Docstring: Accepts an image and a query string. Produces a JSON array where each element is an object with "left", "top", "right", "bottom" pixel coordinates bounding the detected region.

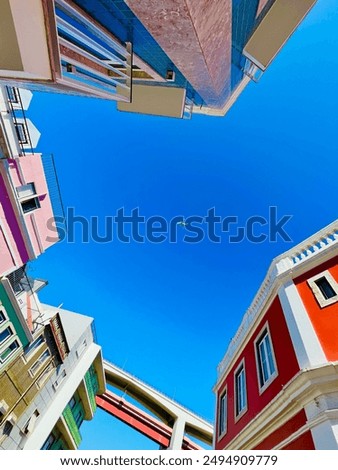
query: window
[
  {"left": 308, "top": 270, "right": 338, "bottom": 308},
  {"left": 36, "top": 363, "right": 53, "bottom": 388},
  {"left": 41, "top": 433, "right": 56, "bottom": 450},
  {"left": 74, "top": 408, "right": 84, "bottom": 428},
  {"left": 76, "top": 339, "right": 87, "bottom": 358},
  {"left": 15, "top": 123, "right": 28, "bottom": 144},
  {"left": 0, "top": 310, "right": 6, "bottom": 325},
  {"left": 30, "top": 349, "right": 51, "bottom": 376},
  {"left": 7, "top": 86, "right": 19, "bottom": 103},
  {"left": 218, "top": 390, "right": 227, "bottom": 437},
  {"left": 53, "top": 370, "right": 67, "bottom": 390},
  {"left": 235, "top": 363, "right": 247, "bottom": 418},
  {"left": 68, "top": 396, "right": 77, "bottom": 410},
  {"left": 0, "top": 326, "right": 13, "bottom": 345},
  {"left": 21, "top": 197, "right": 40, "bottom": 214},
  {"left": 315, "top": 277, "right": 336, "bottom": 299},
  {"left": 24, "top": 335, "right": 44, "bottom": 357},
  {"left": 16, "top": 183, "right": 36, "bottom": 199},
  {"left": 255, "top": 328, "right": 277, "bottom": 390},
  {"left": 0, "top": 340, "right": 19, "bottom": 363}
]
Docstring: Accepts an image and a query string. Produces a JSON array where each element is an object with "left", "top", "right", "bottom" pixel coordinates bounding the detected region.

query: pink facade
[{"left": 0, "top": 154, "right": 58, "bottom": 276}]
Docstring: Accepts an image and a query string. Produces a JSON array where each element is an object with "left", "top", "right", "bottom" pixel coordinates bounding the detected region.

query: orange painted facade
[{"left": 294, "top": 256, "right": 338, "bottom": 361}]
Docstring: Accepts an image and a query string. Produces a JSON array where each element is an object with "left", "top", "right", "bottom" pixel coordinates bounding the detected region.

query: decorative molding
[{"left": 216, "top": 220, "right": 338, "bottom": 383}]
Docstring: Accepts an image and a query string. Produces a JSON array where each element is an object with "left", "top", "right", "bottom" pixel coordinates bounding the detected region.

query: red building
[{"left": 214, "top": 221, "right": 338, "bottom": 450}]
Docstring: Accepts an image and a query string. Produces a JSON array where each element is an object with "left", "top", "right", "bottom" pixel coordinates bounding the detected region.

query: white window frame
[
  {"left": 0, "top": 309, "right": 7, "bottom": 325},
  {"left": 254, "top": 323, "right": 278, "bottom": 393},
  {"left": 0, "top": 339, "right": 20, "bottom": 364},
  {"left": 307, "top": 270, "right": 338, "bottom": 308},
  {"left": 218, "top": 388, "right": 228, "bottom": 439},
  {"left": 234, "top": 359, "right": 247, "bottom": 421}
]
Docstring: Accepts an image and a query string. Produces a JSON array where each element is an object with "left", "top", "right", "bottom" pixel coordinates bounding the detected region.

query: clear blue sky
[{"left": 27, "top": 0, "right": 337, "bottom": 450}]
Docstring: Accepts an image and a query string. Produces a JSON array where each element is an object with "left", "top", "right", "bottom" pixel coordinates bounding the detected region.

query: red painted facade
[
  {"left": 254, "top": 410, "right": 313, "bottom": 450},
  {"left": 216, "top": 297, "right": 300, "bottom": 449},
  {"left": 294, "top": 257, "right": 338, "bottom": 361}
]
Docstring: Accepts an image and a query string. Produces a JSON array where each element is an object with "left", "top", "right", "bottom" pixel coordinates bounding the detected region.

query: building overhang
[
  {"left": 117, "top": 85, "right": 186, "bottom": 119},
  {"left": 0, "top": 0, "right": 58, "bottom": 81},
  {"left": 243, "top": 0, "right": 317, "bottom": 71}
]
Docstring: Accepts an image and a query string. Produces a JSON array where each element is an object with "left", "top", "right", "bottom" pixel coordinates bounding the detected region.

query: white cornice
[
  {"left": 215, "top": 220, "right": 338, "bottom": 388},
  {"left": 223, "top": 362, "right": 338, "bottom": 450}
]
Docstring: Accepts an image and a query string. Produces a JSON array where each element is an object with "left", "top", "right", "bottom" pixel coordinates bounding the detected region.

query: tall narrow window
[
  {"left": 256, "top": 328, "right": 277, "bottom": 389},
  {"left": 218, "top": 390, "right": 227, "bottom": 436},
  {"left": 235, "top": 363, "right": 247, "bottom": 417}
]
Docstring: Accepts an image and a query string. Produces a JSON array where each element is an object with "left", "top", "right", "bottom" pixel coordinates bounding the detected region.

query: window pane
[
  {"left": 257, "top": 330, "right": 276, "bottom": 387},
  {"left": 0, "top": 340, "right": 19, "bottom": 362},
  {"left": 0, "top": 311, "right": 6, "bottom": 324},
  {"left": 21, "top": 197, "right": 40, "bottom": 214},
  {"left": 0, "top": 327, "right": 13, "bottom": 344},
  {"left": 315, "top": 277, "right": 337, "bottom": 300},
  {"left": 219, "top": 392, "right": 227, "bottom": 435},
  {"left": 235, "top": 367, "right": 246, "bottom": 415}
]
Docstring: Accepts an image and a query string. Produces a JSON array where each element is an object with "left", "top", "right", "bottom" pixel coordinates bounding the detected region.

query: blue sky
[{"left": 26, "top": 0, "right": 337, "bottom": 450}]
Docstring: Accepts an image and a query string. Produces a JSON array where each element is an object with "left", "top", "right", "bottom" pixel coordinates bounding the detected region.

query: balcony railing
[
  {"left": 41, "top": 154, "right": 67, "bottom": 241},
  {"left": 55, "top": 0, "right": 132, "bottom": 102}
]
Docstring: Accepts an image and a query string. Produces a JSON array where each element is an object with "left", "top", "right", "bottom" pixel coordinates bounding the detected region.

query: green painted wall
[{"left": 0, "top": 284, "right": 29, "bottom": 348}]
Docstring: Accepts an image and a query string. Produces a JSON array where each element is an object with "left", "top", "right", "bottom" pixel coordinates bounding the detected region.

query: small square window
[
  {"left": 308, "top": 271, "right": 338, "bottom": 308},
  {"left": 234, "top": 361, "right": 247, "bottom": 419},
  {"left": 16, "top": 183, "right": 36, "bottom": 199},
  {"left": 21, "top": 197, "right": 40, "bottom": 214}
]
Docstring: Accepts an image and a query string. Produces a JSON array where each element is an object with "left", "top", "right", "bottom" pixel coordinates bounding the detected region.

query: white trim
[
  {"left": 307, "top": 270, "right": 338, "bottom": 308},
  {"left": 278, "top": 280, "right": 326, "bottom": 368},
  {"left": 216, "top": 221, "right": 337, "bottom": 384},
  {"left": 223, "top": 362, "right": 338, "bottom": 450},
  {"left": 23, "top": 344, "right": 101, "bottom": 450}
]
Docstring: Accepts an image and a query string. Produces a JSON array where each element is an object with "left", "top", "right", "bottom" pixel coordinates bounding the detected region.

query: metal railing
[
  {"left": 41, "top": 154, "right": 67, "bottom": 241},
  {"left": 55, "top": 0, "right": 132, "bottom": 102}
]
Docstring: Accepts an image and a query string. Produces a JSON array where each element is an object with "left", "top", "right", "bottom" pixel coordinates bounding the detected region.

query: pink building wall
[{"left": 0, "top": 154, "right": 58, "bottom": 276}]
